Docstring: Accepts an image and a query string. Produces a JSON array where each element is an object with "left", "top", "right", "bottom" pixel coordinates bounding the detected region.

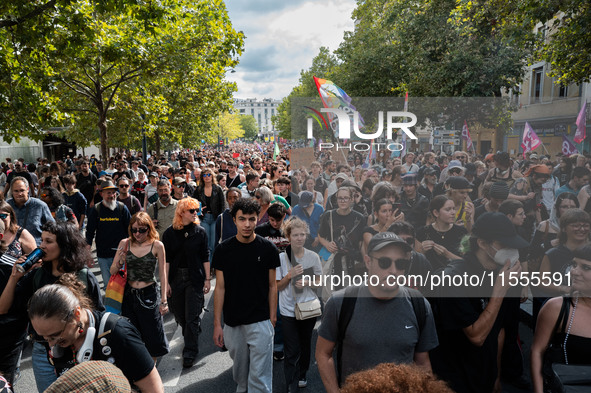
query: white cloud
[{"left": 225, "top": 0, "right": 356, "bottom": 101}]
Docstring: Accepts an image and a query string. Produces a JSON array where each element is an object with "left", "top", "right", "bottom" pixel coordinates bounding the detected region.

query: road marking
[{"left": 159, "top": 326, "right": 184, "bottom": 387}]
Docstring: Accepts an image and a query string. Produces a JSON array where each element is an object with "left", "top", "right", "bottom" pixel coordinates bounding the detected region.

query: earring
[{"left": 78, "top": 323, "right": 84, "bottom": 334}]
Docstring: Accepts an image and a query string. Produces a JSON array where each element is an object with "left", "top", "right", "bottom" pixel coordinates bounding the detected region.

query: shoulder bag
[
  {"left": 285, "top": 247, "right": 321, "bottom": 320},
  {"left": 104, "top": 240, "right": 129, "bottom": 315}
]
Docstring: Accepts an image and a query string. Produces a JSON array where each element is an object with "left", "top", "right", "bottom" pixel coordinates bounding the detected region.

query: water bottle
[{"left": 16, "top": 248, "right": 45, "bottom": 273}]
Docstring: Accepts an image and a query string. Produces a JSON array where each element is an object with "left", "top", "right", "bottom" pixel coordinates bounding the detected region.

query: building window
[
  {"left": 558, "top": 83, "right": 568, "bottom": 98},
  {"left": 532, "top": 67, "right": 543, "bottom": 103},
  {"left": 240, "top": 109, "right": 245, "bottom": 113},
  {"left": 251, "top": 109, "right": 254, "bottom": 115}
]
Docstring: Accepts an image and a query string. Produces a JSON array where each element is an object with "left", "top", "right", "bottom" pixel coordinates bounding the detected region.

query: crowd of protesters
[{"left": 0, "top": 144, "right": 590, "bottom": 393}]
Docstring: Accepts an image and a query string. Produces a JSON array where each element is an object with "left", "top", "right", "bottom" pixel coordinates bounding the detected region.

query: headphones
[{"left": 76, "top": 309, "right": 96, "bottom": 364}]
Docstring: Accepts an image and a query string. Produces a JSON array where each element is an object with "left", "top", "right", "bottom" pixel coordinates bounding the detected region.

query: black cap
[
  {"left": 472, "top": 212, "right": 529, "bottom": 249},
  {"left": 424, "top": 168, "right": 437, "bottom": 176},
  {"left": 446, "top": 176, "right": 473, "bottom": 190},
  {"left": 367, "top": 232, "right": 412, "bottom": 254}
]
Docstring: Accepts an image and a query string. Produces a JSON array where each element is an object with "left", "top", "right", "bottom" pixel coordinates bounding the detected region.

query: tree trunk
[
  {"left": 98, "top": 115, "right": 109, "bottom": 161},
  {"left": 155, "top": 131, "right": 161, "bottom": 157}
]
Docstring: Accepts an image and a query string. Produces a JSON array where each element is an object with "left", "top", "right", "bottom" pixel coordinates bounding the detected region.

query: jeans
[
  {"left": 32, "top": 341, "right": 57, "bottom": 392},
  {"left": 224, "top": 320, "right": 274, "bottom": 393},
  {"left": 281, "top": 315, "right": 316, "bottom": 391},
  {"left": 169, "top": 268, "right": 204, "bottom": 360},
  {"left": 200, "top": 213, "right": 216, "bottom": 256},
  {"left": 97, "top": 257, "right": 114, "bottom": 291}
]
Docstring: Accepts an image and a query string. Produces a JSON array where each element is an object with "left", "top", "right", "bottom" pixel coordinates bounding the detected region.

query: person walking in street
[
  {"left": 162, "top": 198, "right": 211, "bottom": 369},
  {"left": 212, "top": 198, "right": 279, "bottom": 393}
]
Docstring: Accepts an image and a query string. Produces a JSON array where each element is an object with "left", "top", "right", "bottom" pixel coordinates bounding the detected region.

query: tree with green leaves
[
  {"left": 239, "top": 115, "right": 258, "bottom": 140},
  {"left": 0, "top": 0, "right": 243, "bottom": 159}
]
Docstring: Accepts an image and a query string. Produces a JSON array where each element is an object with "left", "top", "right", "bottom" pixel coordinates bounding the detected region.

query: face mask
[{"left": 489, "top": 245, "right": 519, "bottom": 266}]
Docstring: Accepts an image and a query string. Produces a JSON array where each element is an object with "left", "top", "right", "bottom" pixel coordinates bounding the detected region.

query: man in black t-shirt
[
  {"left": 76, "top": 161, "right": 97, "bottom": 210},
  {"left": 212, "top": 199, "right": 279, "bottom": 393}
]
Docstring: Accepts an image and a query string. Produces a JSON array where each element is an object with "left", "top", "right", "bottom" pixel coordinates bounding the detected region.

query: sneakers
[
  {"left": 298, "top": 379, "right": 307, "bottom": 388},
  {"left": 273, "top": 351, "right": 285, "bottom": 361}
]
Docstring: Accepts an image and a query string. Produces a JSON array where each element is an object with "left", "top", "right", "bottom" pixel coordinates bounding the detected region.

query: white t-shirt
[{"left": 276, "top": 249, "right": 323, "bottom": 317}]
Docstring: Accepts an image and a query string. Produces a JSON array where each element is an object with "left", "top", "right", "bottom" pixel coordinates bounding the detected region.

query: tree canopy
[{"left": 0, "top": 0, "right": 244, "bottom": 158}]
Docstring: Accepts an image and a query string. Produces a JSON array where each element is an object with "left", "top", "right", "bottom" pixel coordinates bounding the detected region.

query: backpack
[{"left": 335, "top": 285, "right": 427, "bottom": 385}]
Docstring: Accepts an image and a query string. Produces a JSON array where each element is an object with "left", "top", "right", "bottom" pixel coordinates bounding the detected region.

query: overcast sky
[{"left": 225, "top": 0, "right": 356, "bottom": 101}]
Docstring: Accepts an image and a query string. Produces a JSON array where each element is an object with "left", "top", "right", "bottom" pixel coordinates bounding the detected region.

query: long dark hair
[{"left": 41, "top": 221, "right": 90, "bottom": 273}]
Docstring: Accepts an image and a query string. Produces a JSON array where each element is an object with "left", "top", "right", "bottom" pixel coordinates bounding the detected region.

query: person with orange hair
[
  {"left": 161, "top": 197, "right": 211, "bottom": 368},
  {"left": 110, "top": 211, "right": 169, "bottom": 361}
]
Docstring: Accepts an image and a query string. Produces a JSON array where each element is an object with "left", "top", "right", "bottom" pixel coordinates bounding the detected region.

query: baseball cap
[
  {"left": 367, "top": 232, "right": 412, "bottom": 254},
  {"left": 446, "top": 176, "right": 473, "bottom": 190},
  {"left": 299, "top": 191, "right": 314, "bottom": 208},
  {"left": 472, "top": 212, "right": 529, "bottom": 249},
  {"left": 447, "top": 160, "right": 465, "bottom": 171},
  {"left": 173, "top": 177, "right": 186, "bottom": 186},
  {"left": 148, "top": 172, "right": 158, "bottom": 178},
  {"left": 424, "top": 168, "right": 437, "bottom": 176},
  {"left": 335, "top": 173, "right": 349, "bottom": 182}
]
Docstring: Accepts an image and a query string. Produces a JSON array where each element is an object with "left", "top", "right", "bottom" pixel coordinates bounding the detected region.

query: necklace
[
  {"left": 563, "top": 296, "right": 579, "bottom": 365},
  {"left": 432, "top": 222, "right": 451, "bottom": 239}
]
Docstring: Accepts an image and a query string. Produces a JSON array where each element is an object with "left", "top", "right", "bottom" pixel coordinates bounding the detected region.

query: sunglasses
[
  {"left": 187, "top": 209, "right": 198, "bottom": 214},
  {"left": 203, "top": 173, "right": 212, "bottom": 177},
  {"left": 131, "top": 228, "right": 149, "bottom": 234},
  {"left": 0, "top": 213, "right": 8, "bottom": 219},
  {"left": 370, "top": 255, "right": 411, "bottom": 270},
  {"left": 119, "top": 184, "right": 129, "bottom": 188},
  {"left": 40, "top": 194, "right": 48, "bottom": 198}
]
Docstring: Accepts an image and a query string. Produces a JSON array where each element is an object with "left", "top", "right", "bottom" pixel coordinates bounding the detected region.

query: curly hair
[
  {"left": 40, "top": 186, "right": 64, "bottom": 208},
  {"left": 41, "top": 221, "right": 91, "bottom": 273},
  {"left": 172, "top": 197, "right": 200, "bottom": 230},
  {"left": 129, "top": 212, "right": 159, "bottom": 242},
  {"left": 341, "top": 363, "right": 454, "bottom": 393}
]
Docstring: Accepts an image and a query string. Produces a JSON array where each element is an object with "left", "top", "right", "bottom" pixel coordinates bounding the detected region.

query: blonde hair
[{"left": 172, "top": 197, "right": 200, "bottom": 230}]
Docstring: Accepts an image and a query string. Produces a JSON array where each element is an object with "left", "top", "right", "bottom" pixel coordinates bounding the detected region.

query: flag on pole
[
  {"left": 461, "top": 120, "right": 474, "bottom": 151},
  {"left": 404, "top": 91, "right": 409, "bottom": 112},
  {"left": 575, "top": 100, "right": 587, "bottom": 144},
  {"left": 255, "top": 142, "right": 263, "bottom": 153},
  {"left": 273, "top": 141, "right": 280, "bottom": 160},
  {"left": 521, "top": 122, "right": 542, "bottom": 158},
  {"left": 562, "top": 135, "right": 579, "bottom": 156},
  {"left": 313, "top": 76, "right": 364, "bottom": 138}
]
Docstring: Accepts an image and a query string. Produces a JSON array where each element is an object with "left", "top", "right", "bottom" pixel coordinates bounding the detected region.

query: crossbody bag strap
[{"left": 330, "top": 210, "right": 333, "bottom": 243}]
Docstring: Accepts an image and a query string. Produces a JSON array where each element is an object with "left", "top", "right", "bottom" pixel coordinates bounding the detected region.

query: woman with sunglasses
[
  {"left": 161, "top": 198, "right": 210, "bottom": 368},
  {"left": 416, "top": 195, "right": 467, "bottom": 270},
  {"left": 0, "top": 201, "right": 36, "bottom": 266},
  {"left": 0, "top": 221, "right": 102, "bottom": 392},
  {"left": 110, "top": 212, "right": 169, "bottom": 361},
  {"left": 193, "top": 168, "right": 225, "bottom": 256},
  {"left": 534, "top": 209, "right": 591, "bottom": 324}
]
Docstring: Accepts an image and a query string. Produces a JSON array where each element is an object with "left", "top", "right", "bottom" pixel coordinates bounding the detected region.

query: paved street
[{"left": 14, "top": 267, "right": 535, "bottom": 393}]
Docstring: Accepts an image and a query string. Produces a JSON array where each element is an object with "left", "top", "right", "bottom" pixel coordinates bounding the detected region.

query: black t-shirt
[
  {"left": 211, "top": 236, "right": 280, "bottom": 327},
  {"left": 416, "top": 224, "right": 467, "bottom": 270},
  {"left": 317, "top": 209, "right": 365, "bottom": 254},
  {"left": 76, "top": 172, "right": 97, "bottom": 203},
  {"left": 430, "top": 254, "right": 507, "bottom": 393},
  {"left": 51, "top": 311, "right": 154, "bottom": 383}
]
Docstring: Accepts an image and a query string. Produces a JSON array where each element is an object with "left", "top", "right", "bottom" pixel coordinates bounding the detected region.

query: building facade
[{"left": 234, "top": 98, "right": 281, "bottom": 139}]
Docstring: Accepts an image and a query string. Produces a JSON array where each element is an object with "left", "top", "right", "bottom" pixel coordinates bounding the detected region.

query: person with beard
[
  {"left": 116, "top": 177, "right": 142, "bottom": 216},
  {"left": 418, "top": 167, "right": 438, "bottom": 202},
  {"left": 146, "top": 180, "right": 178, "bottom": 240},
  {"left": 85, "top": 180, "right": 131, "bottom": 289}
]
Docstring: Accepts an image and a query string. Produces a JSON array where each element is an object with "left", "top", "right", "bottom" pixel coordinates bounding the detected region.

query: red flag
[
  {"left": 575, "top": 100, "right": 587, "bottom": 144},
  {"left": 521, "top": 122, "right": 541, "bottom": 158},
  {"left": 461, "top": 120, "right": 473, "bottom": 151},
  {"left": 562, "top": 135, "right": 579, "bottom": 156},
  {"left": 232, "top": 152, "right": 240, "bottom": 158}
]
